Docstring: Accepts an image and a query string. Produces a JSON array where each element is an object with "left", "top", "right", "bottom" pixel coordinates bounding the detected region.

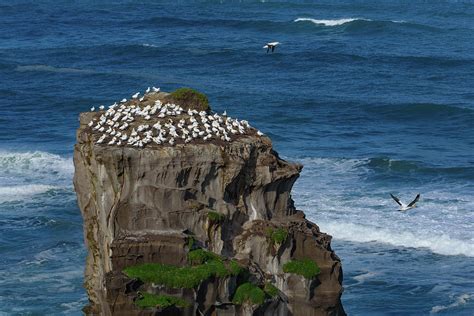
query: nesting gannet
[
  {"left": 132, "top": 92, "right": 140, "bottom": 99},
  {"left": 146, "top": 87, "right": 151, "bottom": 93},
  {"left": 152, "top": 87, "right": 160, "bottom": 92},
  {"left": 390, "top": 193, "right": 421, "bottom": 211},
  {"left": 99, "top": 105, "right": 105, "bottom": 110},
  {"left": 263, "top": 42, "right": 280, "bottom": 53},
  {"left": 90, "top": 106, "right": 95, "bottom": 111}
]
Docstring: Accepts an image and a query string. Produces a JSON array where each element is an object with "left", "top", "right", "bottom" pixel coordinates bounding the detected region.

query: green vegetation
[
  {"left": 232, "top": 283, "right": 266, "bottom": 305},
  {"left": 187, "top": 236, "right": 195, "bottom": 250},
  {"left": 123, "top": 249, "right": 243, "bottom": 289},
  {"left": 135, "top": 292, "right": 188, "bottom": 309},
  {"left": 266, "top": 227, "right": 288, "bottom": 245},
  {"left": 282, "top": 258, "right": 320, "bottom": 279},
  {"left": 207, "top": 211, "right": 225, "bottom": 223},
  {"left": 263, "top": 282, "right": 279, "bottom": 298},
  {"left": 187, "top": 248, "right": 220, "bottom": 265},
  {"left": 168, "top": 88, "right": 210, "bottom": 112}
]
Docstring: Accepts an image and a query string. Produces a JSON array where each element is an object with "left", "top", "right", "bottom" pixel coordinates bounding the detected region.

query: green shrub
[
  {"left": 188, "top": 249, "right": 220, "bottom": 265},
  {"left": 207, "top": 211, "right": 225, "bottom": 223},
  {"left": 232, "top": 283, "right": 266, "bottom": 305},
  {"left": 282, "top": 259, "right": 320, "bottom": 279},
  {"left": 263, "top": 282, "right": 278, "bottom": 298},
  {"left": 266, "top": 228, "right": 288, "bottom": 245},
  {"left": 135, "top": 292, "right": 188, "bottom": 309},
  {"left": 123, "top": 249, "right": 242, "bottom": 289},
  {"left": 168, "top": 88, "right": 210, "bottom": 112}
]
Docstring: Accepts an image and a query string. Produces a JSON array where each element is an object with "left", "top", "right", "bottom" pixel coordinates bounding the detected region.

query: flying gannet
[
  {"left": 390, "top": 193, "right": 420, "bottom": 211},
  {"left": 263, "top": 42, "right": 280, "bottom": 53}
]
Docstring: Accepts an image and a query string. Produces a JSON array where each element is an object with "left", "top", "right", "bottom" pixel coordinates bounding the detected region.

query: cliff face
[{"left": 73, "top": 92, "right": 345, "bottom": 316}]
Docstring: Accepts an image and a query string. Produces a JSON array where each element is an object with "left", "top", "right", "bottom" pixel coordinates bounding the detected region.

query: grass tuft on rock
[
  {"left": 266, "top": 227, "right": 288, "bottom": 245},
  {"left": 135, "top": 292, "right": 188, "bottom": 309},
  {"left": 168, "top": 87, "right": 210, "bottom": 112},
  {"left": 207, "top": 211, "right": 225, "bottom": 223},
  {"left": 232, "top": 283, "right": 266, "bottom": 305},
  {"left": 283, "top": 258, "right": 320, "bottom": 279},
  {"left": 123, "top": 249, "right": 243, "bottom": 289},
  {"left": 188, "top": 249, "right": 220, "bottom": 265},
  {"left": 263, "top": 282, "right": 279, "bottom": 298}
]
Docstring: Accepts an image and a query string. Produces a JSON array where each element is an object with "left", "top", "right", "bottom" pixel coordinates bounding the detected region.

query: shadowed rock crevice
[{"left": 74, "top": 92, "right": 345, "bottom": 316}]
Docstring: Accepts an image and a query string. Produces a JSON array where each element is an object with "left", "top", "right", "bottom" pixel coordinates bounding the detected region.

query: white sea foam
[
  {"left": 319, "top": 221, "right": 474, "bottom": 257},
  {"left": 0, "top": 151, "right": 73, "bottom": 179},
  {"left": 294, "top": 17, "right": 406, "bottom": 27},
  {"left": 0, "top": 151, "right": 73, "bottom": 202},
  {"left": 0, "top": 184, "right": 58, "bottom": 203},
  {"left": 294, "top": 17, "right": 367, "bottom": 26},
  {"left": 430, "top": 294, "right": 473, "bottom": 314},
  {"left": 288, "top": 156, "right": 474, "bottom": 257}
]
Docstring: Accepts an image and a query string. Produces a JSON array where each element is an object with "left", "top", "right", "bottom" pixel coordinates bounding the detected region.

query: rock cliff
[{"left": 73, "top": 89, "right": 345, "bottom": 315}]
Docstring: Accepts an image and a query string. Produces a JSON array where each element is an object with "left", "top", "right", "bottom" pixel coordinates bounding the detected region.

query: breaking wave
[
  {"left": 431, "top": 294, "right": 473, "bottom": 314},
  {"left": 0, "top": 184, "right": 58, "bottom": 203},
  {"left": 0, "top": 151, "right": 73, "bottom": 202},
  {"left": 294, "top": 17, "right": 368, "bottom": 26},
  {"left": 319, "top": 221, "right": 474, "bottom": 257}
]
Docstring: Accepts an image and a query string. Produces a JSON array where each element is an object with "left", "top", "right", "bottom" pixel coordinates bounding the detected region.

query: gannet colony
[{"left": 87, "top": 87, "right": 264, "bottom": 148}]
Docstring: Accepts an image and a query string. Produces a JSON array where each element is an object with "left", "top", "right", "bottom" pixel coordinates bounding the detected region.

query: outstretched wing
[
  {"left": 407, "top": 194, "right": 420, "bottom": 207},
  {"left": 390, "top": 194, "right": 402, "bottom": 206}
]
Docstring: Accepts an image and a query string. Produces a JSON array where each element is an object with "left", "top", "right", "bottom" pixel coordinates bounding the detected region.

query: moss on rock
[
  {"left": 232, "top": 283, "right": 266, "bottom": 305},
  {"left": 283, "top": 258, "right": 320, "bottom": 279}
]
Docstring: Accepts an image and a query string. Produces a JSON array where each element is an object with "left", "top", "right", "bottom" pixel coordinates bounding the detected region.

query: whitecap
[
  {"left": 0, "top": 184, "right": 58, "bottom": 203},
  {"left": 0, "top": 151, "right": 73, "bottom": 180},
  {"left": 294, "top": 17, "right": 368, "bottom": 26},
  {"left": 318, "top": 221, "right": 474, "bottom": 257},
  {"left": 430, "top": 294, "right": 472, "bottom": 314}
]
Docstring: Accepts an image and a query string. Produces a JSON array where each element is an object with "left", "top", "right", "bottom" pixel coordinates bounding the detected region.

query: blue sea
[{"left": 1, "top": 1, "right": 473, "bottom": 314}]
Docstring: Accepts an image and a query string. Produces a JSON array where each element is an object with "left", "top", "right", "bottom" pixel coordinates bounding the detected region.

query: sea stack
[{"left": 73, "top": 88, "right": 345, "bottom": 315}]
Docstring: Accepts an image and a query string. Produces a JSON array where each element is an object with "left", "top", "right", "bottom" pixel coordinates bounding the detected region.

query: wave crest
[
  {"left": 0, "top": 185, "right": 58, "bottom": 203},
  {"left": 320, "top": 222, "right": 474, "bottom": 257},
  {"left": 294, "top": 17, "right": 366, "bottom": 26}
]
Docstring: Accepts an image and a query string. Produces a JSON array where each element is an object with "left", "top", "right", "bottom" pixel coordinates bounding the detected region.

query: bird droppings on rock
[{"left": 87, "top": 87, "right": 264, "bottom": 148}]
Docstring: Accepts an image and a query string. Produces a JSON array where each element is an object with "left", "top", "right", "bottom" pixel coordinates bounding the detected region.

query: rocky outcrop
[{"left": 74, "top": 92, "right": 345, "bottom": 315}]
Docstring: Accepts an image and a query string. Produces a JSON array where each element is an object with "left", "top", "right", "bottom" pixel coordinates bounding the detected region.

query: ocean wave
[
  {"left": 0, "top": 151, "right": 73, "bottom": 202},
  {"left": 293, "top": 17, "right": 439, "bottom": 33},
  {"left": 294, "top": 17, "right": 369, "bottom": 26},
  {"left": 0, "top": 184, "right": 58, "bottom": 203},
  {"left": 364, "top": 102, "right": 473, "bottom": 119},
  {"left": 0, "top": 151, "right": 73, "bottom": 179},
  {"left": 319, "top": 221, "right": 474, "bottom": 257},
  {"left": 431, "top": 294, "right": 473, "bottom": 314},
  {"left": 15, "top": 65, "right": 93, "bottom": 74},
  {"left": 293, "top": 156, "right": 474, "bottom": 180}
]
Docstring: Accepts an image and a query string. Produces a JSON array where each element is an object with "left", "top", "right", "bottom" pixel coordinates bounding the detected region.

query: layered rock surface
[{"left": 74, "top": 92, "right": 345, "bottom": 315}]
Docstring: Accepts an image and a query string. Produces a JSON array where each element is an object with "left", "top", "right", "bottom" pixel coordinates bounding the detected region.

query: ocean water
[{"left": 0, "top": 0, "right": 473, "bottom": 314}]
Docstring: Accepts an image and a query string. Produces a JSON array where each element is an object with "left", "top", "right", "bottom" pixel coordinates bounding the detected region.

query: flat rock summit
[{"left": 73, "top": 88, "right": 345, "bottom": 315}]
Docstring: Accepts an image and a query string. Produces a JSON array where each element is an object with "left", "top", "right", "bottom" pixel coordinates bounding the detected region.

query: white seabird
[
  {"left": 132, "top": 92, "right": 140, "bottom": 99},
  {"left": 263, "top": 42, "right": 280, "bottom": 53},
  {"left": 390, "top": 193, "right": 420, "bottom": 211},
  {"left": 152, "top": 86, "right": 160, "bottom": 92}
]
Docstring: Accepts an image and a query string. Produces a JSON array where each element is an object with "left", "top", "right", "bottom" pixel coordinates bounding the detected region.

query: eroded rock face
[{"left": 74, "top": 98, "right": 345, "bottom": 315}]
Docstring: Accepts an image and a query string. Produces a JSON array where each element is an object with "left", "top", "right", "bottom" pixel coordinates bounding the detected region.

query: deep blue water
[{"left": 1, "top": 1, "right": 473, "bottom": 314}]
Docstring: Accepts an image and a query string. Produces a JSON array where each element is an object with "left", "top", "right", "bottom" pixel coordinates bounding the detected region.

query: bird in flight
[
  {"left": 390, "top": 193, "right": 420, "bottom": 211},
  {"left": 263, "top": 42, "right": 280, "bottom": 53}
]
